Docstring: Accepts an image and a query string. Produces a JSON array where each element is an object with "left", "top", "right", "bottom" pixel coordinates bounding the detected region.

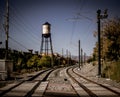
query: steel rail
[
  {"left": 66, "top": 67, "right": 98, "bottom": 97},
  {"left": 0, "top": 69, "right": 51, "bottom": 96},
  {"left": 24, "top": 69, "right": 53, "bottom": 97},
  {"left": 72, "top": 68, "right": 120, "bottom": 96}
]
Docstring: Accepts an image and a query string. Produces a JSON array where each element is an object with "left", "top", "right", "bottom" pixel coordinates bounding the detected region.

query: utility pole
[
  {"left": 78, "top": 40, "right": 80, "bottom": 68},
  {"left": 66, "top": 49, "right": 68, "bottom": 67},
  {"left": 69, "top": 51, "right": 71, "bottom": 66},
  {"left": 84, "top": 52, "right": 86, "bottom": 65},
  {"left": 62, "top": 48, "right": 64, "bottom": 57},
  {"left": 81, "top": 48, "right": 83, "bottom": 67},
  {"left": 5, "top": 0, "right": 9, "bottom": 60},
  {"left": 97, "top": 9, "right": 108, "bottom": 77}
]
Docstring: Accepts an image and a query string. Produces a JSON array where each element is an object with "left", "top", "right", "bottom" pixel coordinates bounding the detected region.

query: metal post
[
  {"left": 49, "top": 34, "right": 54, "bottom": 67},
  {"left": 78, "top": 40, "right": 80, "bottom": 68},
  {"left": 40, "top": 35, "right": 44, "bottom": 55},
  {"left": 69, "top": 51, "right": 71, "bottom": 65},
  {"left": 45, "top": 38, "right": 47, "bottom": 55},
  {"left": 81, "top": 48, "right": 83, "bottom": 67},
  {"left": 66, "top": 49, "right": 68, "bottom": 66},
  {"left": 62, "top": 48, "right": 64, "bottom": 57},
  {"left": 84, "top": 52, "right": 86, "bottom": 65},
  {"left": 46, "top": 38, "right": 48, "bottom": 55}
]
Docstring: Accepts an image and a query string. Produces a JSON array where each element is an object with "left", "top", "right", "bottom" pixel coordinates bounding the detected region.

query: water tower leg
[
  {"left": 40, "top": 35, "right": 44, "bottom": 55},
  {"left": 49, "top": 35, "right": 54, "bottom": 67}
]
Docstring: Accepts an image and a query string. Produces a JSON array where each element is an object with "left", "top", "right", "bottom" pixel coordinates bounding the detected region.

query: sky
[{"left": 0, "top": 0, "right": 120, "bottom": 56}]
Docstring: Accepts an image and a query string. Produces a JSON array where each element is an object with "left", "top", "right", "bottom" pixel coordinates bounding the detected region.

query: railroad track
[
  {"left": 42, "top": 67, "right": 79, "bottom": 97},
  {"left": 66, "top": 66, "right": 120, "bottom": 97},
  {"left": 0, "top": 68, "right": 53, "bottom": 97},
  {"left": 1, "top": 66, "right": 120, "bottom": 97}
]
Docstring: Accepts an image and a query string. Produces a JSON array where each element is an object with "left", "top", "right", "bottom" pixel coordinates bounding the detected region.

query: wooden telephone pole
[
  {"left": 97, "top": 9, "right": 108, "bottom": 76},
  {"left": 5, "top": 0, "right": 9, "bottom": 60}
]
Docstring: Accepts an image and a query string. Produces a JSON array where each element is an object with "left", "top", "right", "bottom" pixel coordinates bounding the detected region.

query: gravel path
[
  {"left": 75, "top": 63, "right": 120, "bottom": 89},
  {"left": 44, "top": 68, "right": 78, "bottom": 97}
]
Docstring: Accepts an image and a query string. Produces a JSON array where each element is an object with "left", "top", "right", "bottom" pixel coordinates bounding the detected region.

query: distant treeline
[{"left": 0, "top": 48, "right": 77, "bottom": 73}]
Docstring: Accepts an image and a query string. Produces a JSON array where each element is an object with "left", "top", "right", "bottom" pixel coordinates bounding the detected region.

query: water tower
[{"left": 40, "top": 22, "right": 54, "bottom": 57}]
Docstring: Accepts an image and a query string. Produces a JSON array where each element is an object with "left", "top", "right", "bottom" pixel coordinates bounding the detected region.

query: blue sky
[{"left": 0, "top": 0, "right": 120, "bottom": 56}]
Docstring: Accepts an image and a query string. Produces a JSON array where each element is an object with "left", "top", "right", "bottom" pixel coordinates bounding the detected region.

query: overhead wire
[
  {"left": 9, "top": 2, "right": 40, "bottom": 41},
  {"left": 70, "top": 20, "right": 77, "bottom": 44},
  {"left": 7, "top": 2, "right": 41, "bottom": 51},
  {"left": 9, "top": 17, "right": 36, "bottom": 48},
  {"left": 69, "top": 0, "right": 84, "bottom": 45},
  {"left": 9, "top": 6, "right": 40, "bottom": 43},
  {"left": 9, "top": 14, "right": 40, "bottom": 46},
  {"left": 9, "top": 36, "right": 29, "bottom": 51},
  {"left": 0, "top": 2, "right": 5, "bottom": 48},
  {"left": 68, "top": 0, "right": 96, "bottom": 55},
  {"left": 0, "top": 1, "right": 40, "bottom": 51}
]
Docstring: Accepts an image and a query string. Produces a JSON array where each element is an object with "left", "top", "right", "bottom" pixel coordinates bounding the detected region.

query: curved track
[
  {"left": 1, "top": 66, "right": 120, "bottom": 97},
  {"left": 66, "top": 66, "right": 120, "bottom": 97},
  {"left": 43, "top": 67, "right": 79, "bottom": 97},
  {"left": 0, "top": 69, "right": 53, "bottom": 97}
]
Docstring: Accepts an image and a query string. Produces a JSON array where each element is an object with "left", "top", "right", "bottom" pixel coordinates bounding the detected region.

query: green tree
[
  {"left": 103, "top": 17, "right": 120, "bottom": 61},
  {"left": 93, "top": 17, "right": 120, "bottom": 81},
  {"left": 39, "top": 56, "right": 51, "bottom": 68},
  {"left": 27, "top": 55, "right": 39, "bottom": 70},
  {"left": 16, "top": 57, "right": 23, "bottom": 73},
  {"left": 93, "top": 17, "right": 120, "bottom": 61}
]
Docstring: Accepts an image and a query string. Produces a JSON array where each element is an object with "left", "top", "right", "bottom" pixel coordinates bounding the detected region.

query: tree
[
  {"left": 16, "top": 57, "right": 23, "bottom": 73},
  {"left": 27, "top": 55, "right": 39, "bottom": 70},
  {"left": 93, "top": 42, "right": 98, "bottom": 61},
  {"left": 39, "top": 56, "right": 51, "bottom": 68},
  {"left": 103, "top": 17, "right": 120, "bottom": 61},
  {"left": 93, "top": 17, "right": 120, "bottom": 61},
  {"left": 92, "top": 17, "right": 120, "bottom": 80}
]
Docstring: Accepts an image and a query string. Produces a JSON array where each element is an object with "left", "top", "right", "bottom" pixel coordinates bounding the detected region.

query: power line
[
  {"left": 70, "top": 21, "right": 77, "bottom": 43},
  {"left": 9, "top": 9, "right": 40, "bottom": 42},
  {"left": 0, "top": 1, "right": 39, "bottom": 49},
  {"left": 9, "top": 17, "right": 40, "bottom": 45},
  {"left": 9, "top": 36, "right": 29, "bottom": 51},
  {"left": 9, "top": 2, "right": 41, "bottom": 41},
  {"left": 7, "top": 6, "right": 41, "bottom": 48}
]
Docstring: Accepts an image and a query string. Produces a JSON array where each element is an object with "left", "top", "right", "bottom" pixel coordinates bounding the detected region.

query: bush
[
  {"left": 111, "top": 60, "right": 120, "bottom": 82},
  {"left": 102, "top": 60, "right": 120, "bottom": 82},
  {"left": 39, "top": 56, "right": 52, "bottom": 68}
]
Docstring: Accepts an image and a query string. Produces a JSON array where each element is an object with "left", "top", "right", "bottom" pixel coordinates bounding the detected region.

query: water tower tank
[{"left": 42, "top": 22, "right": 51, "bottom": 37}]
